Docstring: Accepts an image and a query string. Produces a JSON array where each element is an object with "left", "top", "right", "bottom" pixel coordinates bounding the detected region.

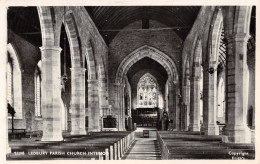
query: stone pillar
[
  {"left": 222, "top": 33, "right": 251, "bottom": 143},
  {"left": 70, "top": 67, "right": 86, "bottom": 135},
  {"left": 168, "top": 83, "right": 174, "bottom": 122},
  {"left": 188, "top": 76, "right": 201, "bottom": 131},
  {"left": 169, "top": 84, "right": 180, "bottom": 131},
  {"left": 121, "top": 85, "right": 126, "bottom": 131},
  {"left": 119, "top": 84, "right": 125, "bottom": 131},
  {"left": 201, "top": 66, "right": 219, "bottom": 135},
  {"left": 99, "top": 78, "right": 108, "bottom": 107},
  {"left": 88, "top": 79, "right": 100, "bottom": 132},
  {"left": 128, "top": 117, "right": 133, "bottom": 131},
  {"left": 183, "top": 79, "right": 190, "bottom": 131},
  {"left": 174, "top": 85, "right": 180, "bottom": 131},
  {"left": 113, "top": 83, "right": 125, "bottom": 131},
  {"left": 40, "top": 46, "right": 63, "bottom": 141}
]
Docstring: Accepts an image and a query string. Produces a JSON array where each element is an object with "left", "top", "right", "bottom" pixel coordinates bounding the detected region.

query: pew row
[
  {"left": 157, "top": 131, "right": 255, "bottom": 160},
  {"left": 7, "top": 131, "right": 135, "bottom": 160}
]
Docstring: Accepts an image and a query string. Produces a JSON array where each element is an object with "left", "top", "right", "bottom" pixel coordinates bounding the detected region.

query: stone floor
[{"left": 122, "top": 127, "right": 162, "bottom": 160}]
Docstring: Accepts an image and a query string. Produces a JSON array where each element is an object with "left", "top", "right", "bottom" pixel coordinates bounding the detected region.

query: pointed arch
[
  {"left": 98, "top": 56, "right": 106, "bottom": 79},
  {"left": 116, "top": 45, "right": 178, "bottom": 85},
  {"left": 184, "top": 58, "right": 190, "bottom": 85},
  {"left": 37, "top": 7, "right": 55, "bottom": 46},
  {"left": 208, "top": 7, "right": 224, "bottom": 63},
  {"left": 223, "top": 6, "right": 252, "bottom": 35},
  {"left": 182, "top": 34, "right": 201, "bottom": 82},
  {"left": 64, "top": 10, "right": 83, "bottom": 68},
  {"left": 85, "top": 40, "right": 97, "bottom": 80},
  {"left": 7, "top": 43, "right": 23, "bottom": 119},
  {"left": 191, "top": 39, "right": 202, "bottom": 77}
]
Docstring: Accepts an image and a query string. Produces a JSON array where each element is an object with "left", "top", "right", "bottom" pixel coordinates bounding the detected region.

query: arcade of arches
[{"left": 6, "top": 6, "right": 255, "bottom": 151}]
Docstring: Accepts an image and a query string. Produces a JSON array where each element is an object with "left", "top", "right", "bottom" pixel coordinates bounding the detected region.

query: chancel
[{"left": 5, "top": 6, "right": 255, "bottom": 160}]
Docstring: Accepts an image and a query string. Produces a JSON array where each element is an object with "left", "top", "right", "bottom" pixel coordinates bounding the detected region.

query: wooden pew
[
  {"left": 8, "top": 131, "right": 136, "bottom": 160},
  {"left": 157, "top": 131, "right": 255, "bottom": 160}
]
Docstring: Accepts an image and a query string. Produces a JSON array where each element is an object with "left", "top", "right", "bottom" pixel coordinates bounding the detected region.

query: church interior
[{"left": 5, "top": 6, "right": 256, "bottom": 160}]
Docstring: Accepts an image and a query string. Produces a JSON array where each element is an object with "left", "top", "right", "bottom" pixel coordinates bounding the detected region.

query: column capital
[
  {"left": 40, "top": 46, "right": 62, "bottom": 52},
  {"left": 225, "top": 33, "right": 250, "bottom": 43}
]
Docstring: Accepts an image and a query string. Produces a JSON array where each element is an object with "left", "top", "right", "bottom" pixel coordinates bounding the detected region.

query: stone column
[
  {"left": 99, "top": 78, "right": 109, "bottom": 131},
  {"left": 40, "top": 46, "right": 63, "bottom": 141},
  {"left": 169, "top": 84, "right": 180, "bottom": 131},
  {"left": 188, "top": 76, "right": 201, "bottom": 131},
  {"left": 122, "top": 85, "right": 126, "bottom": 131},
  {"left": 70, "top": 67, "right": 86, "bottom": 135},
  {"left": 201, "top": 65, "right": 219, "bottom": 135},
  {"left": 183, "top": 79, "right": 190, "bottom": 131},
  {"left": 174, "top": 85, "right": 180, "bottom": 131},
  {"left": 88, "top": 79, "right": 100, "bottom": 132},
  {"left": 119, "top": 84, "right": 125, "bottom": 131},
  {"left": 113, "top": 83, "right": 125, "bottom": 131},
  {"left": 99, "top": 78, "right": 108, "bottom": 107},
  {"left": 168, "top": 83, "right": 174, "bottom": 122},
  {"left": 222, "top": 33, "right": 251, "bottom": 143}
]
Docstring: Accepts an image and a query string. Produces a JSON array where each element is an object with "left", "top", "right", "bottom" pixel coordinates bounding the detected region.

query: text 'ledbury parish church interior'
[{"left": 5, "top": 6, "right": 256, "bottom": 160}]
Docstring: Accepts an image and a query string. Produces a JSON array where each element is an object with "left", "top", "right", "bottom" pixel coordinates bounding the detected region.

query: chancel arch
[
  {"left": 115, "top": 45, "right": 178, "bottom": 85},
  {"left": 115, "top": 45, "right": 179, "bottom": 131}
]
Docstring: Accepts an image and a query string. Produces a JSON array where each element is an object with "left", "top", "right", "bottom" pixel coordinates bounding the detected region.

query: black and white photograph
[{"left": 0, "top": 0, "right": 258, "bottom": 163}]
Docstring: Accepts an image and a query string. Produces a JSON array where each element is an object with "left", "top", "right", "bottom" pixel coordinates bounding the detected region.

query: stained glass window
[{"left": 137, "top": 74, "right": 158, "bottom": 108}]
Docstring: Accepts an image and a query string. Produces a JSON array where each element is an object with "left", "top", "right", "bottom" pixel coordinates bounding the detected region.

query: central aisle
[{"left": 122, "top": 127, "right": 161, "bottom": 160}]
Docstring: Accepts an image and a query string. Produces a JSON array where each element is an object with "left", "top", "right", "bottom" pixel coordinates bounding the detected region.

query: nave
[{"left": 4, "top": 5, "right": 256, "bottom": 161}]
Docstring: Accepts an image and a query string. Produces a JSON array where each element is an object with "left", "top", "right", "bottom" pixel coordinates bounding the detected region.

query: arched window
[
  {"left": 7, "top": 43, "right": 23, "bottom": 119},
  {"left": 35, "top": 66, "right": 41, "bottom": 117},
  {"left": 218, "top": 77, "right": 225, "bottom": 117},
  {"left": 7, "top": 58, "right": 13, "bottom": 107},
  {"left": 137, "top": 74, "right": 158, "bottom": 108}
]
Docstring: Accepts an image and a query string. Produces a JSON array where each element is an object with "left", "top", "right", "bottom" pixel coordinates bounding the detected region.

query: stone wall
[
  {"left": 69, "top": 6, "right": 108, "bottom": 73},
  {"left": 108, "top": 20, "right": 182, "bottom": 111},
  {"left": 8, "top": 30, "right": 41, "bottom": 131}
]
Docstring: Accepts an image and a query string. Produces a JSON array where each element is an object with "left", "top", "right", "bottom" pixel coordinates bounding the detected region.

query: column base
[
  {"left": 201, "top": 124, "right": 219, "bottom": 135},
  {"left": 118, "top": 127, "right": 126, "bottom": 131},
  {"left": 70, "top": 130, "right": 87, "bottom": 135},
  {"left": 41, "top": 134, "right": 63, "bottom": 141},
  {"left": 188, "top": 124, "right": 200, "bottom": 131},
  {"left": 222, "top": 125, "right": 251, "bottom": 143}
]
